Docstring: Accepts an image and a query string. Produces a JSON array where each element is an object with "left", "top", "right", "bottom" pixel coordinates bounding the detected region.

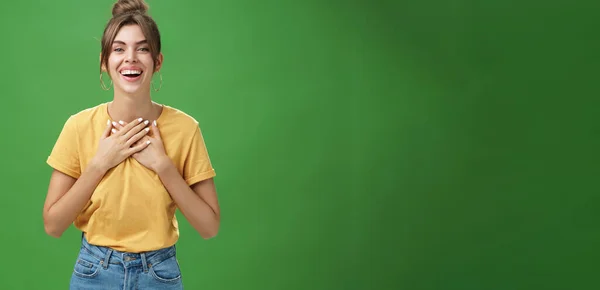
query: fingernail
[
  {"left": 111, "top": 129, "right": 116, "bottom": 133},
  {"left": 144, "top": 120, "right": 149, "bottom": 125},
  {"left": 138, "top": 118, "right": 143, "bottom": 122},
  {"left": 107, "top": 120, "right": 111, "bottom": 125},
  {"left": 145, "top": 127, "right": 150, "bottom": 132},
  {"left": 112, "top": 121, "right": 118, "bottom": 127},
  {"left": 146, "top": 140, "right": 151, "bottom": 144},
  {"left": 119, "top": 120, "right": 125, "bottom": 125},
  {"left": 153, "top": 120, "right": 157, "bottom": 126}
]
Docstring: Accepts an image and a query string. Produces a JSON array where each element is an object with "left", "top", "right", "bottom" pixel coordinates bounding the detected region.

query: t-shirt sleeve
[
  {"left": 46, "top": 115, "right": 81, "bottom": 179},
  {"left": 183, "top": 124, "right": 216, "bottom": 186}
]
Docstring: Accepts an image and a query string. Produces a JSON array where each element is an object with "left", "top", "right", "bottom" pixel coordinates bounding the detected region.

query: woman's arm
[
  {"left": 42, "top": 164, "right": 107, "bottom": 238},
  {"left": 113, "top": 120, "right": 221, "bottom": 239},
  {"left": 155, "top": 160, "right": 220, "bottom": 239},
  {"left": 43, "top": 119, "right": 152, "bottom": 238}
]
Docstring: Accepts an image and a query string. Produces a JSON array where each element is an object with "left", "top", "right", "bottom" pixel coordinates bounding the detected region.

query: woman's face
[{"left": 106, "top": 24, "right": 162, "bottom": 95}]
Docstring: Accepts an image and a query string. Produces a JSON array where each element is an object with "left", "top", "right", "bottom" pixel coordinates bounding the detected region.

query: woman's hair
[{"left": 100, "top": 0, "right": 161, "bottom": 75}]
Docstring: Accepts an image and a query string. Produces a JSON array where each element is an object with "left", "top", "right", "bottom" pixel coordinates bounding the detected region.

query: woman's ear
[
  {"left": 155, "top": 53, "right": 164, "bottom": 72},
  {"left": 99, "top": 53, "right": 105, "bottom": 72}
]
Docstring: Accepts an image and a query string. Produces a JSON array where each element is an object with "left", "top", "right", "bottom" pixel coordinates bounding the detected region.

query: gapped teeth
[{"left": 121, "top": 70, "right": 142, "bottom": 75}]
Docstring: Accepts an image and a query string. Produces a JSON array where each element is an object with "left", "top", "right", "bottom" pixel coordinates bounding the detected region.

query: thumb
[{"left": 101, "top": 119, "right": 112, "bottom": 139}]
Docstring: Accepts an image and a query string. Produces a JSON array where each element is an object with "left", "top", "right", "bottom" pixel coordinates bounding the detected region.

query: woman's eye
[
  {"left": 113, "top": 48, "right": 124, "bottom": 52},
  {"left": 138, "top": 47, "right": 149, "bottom": 52}
]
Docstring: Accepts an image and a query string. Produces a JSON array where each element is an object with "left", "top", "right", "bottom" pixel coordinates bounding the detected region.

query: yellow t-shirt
[{"left": 46, "top": 102, "right": 216, "bottom": 253}]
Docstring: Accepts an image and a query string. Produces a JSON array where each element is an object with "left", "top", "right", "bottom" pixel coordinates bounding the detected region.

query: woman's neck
[{"left": 107, "top": 93, "right": 162, "bottom": 123}]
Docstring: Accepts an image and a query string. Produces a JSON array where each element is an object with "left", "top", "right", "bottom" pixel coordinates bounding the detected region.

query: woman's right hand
[{"left": 91, "top": 118, "right": 152, "bottom": 172}]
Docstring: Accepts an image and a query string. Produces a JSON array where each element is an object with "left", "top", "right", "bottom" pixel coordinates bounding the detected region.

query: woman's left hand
[{"left": 112, "top": 120, "right": 170, "bottom": 172}]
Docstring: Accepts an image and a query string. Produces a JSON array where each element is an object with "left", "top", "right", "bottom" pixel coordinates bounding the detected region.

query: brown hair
[{"left": 100, "top": 0, "right": 161, "bottom": 75}]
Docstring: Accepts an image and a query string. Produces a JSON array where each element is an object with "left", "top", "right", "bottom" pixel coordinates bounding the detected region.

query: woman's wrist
[
  {"left": 153, "top": 156, "right": 175, "bottom": 175},
  {"left": 89, "top": 157, "right": 109, "bottom": 175}
]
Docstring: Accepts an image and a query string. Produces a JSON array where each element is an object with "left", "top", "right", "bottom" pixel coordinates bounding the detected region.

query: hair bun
[{"left": 112, "top": 0, "right": 148, "bottom": 17}]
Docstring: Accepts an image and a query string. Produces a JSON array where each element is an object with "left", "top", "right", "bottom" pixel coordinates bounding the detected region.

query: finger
[
  {"left": 110, "top": 120, "right": 126, "bottom": 136},
  {"left": 125, "top": 127, "right": 150, "bottom": 147},
  {"left": 128, "top": 139, "right": 151, "bottom": 155},
  {"left": 113, "top": 120, "right": 127, "bottom": 130},
  {"left": 123, "top": 119, "right": 149, "bottom": 140},
  {"left": 101, "top": 119, "right": 113, "bottom": 139},
  {"left": 110, "top": 121, "right": 122, "bottom": 137},
  {"left": 151, "top": 120, "right": 162, "bottom": 140},
  {"left": 115, "top": 118, "right": 144, "bottom": 136},
  {"left": 135, "top": 136, "right": 151, "bottom": 147}
]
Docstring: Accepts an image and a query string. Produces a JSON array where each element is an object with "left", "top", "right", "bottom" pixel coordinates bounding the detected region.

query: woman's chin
[{"left": 117, "top": 84, "right": 147, "bottom": 95}]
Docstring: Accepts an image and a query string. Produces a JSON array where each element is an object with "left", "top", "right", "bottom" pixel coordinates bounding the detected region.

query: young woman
[{"left": 42, "top": 0, "right": 220, "bottom": 289}]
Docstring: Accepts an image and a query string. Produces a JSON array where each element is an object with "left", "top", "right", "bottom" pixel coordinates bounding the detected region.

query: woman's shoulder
[
  {"left": 161, "top": 104, "right": 202, "bottom": 129},
  {"left": 61, "top": 103, "right": 109, "bottom": 126}
]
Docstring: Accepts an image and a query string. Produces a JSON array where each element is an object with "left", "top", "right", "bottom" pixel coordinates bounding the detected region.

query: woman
[{"left": 42, "top": 0, "right": 220, "bottom": 289}]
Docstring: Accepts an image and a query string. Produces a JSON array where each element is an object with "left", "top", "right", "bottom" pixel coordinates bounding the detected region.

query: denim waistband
[{"left": 79, "top": 233, "right": 176, "bottom": 271}]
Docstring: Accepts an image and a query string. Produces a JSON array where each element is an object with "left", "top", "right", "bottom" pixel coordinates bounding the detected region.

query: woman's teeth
[{"left": 121, "top": 70, "right": 142, "bottom": 76}]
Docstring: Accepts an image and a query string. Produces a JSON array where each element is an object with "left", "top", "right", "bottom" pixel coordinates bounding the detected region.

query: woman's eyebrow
[{"left": 113, "top": 40, "right": 148, "bottom": 45}]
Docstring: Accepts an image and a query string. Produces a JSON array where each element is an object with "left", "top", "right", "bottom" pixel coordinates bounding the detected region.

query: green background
[{"left": 1, "top": 0, "right": 598, "bottom": 289}]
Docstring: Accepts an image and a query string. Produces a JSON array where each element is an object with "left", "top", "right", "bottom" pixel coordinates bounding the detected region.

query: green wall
[{"left": 0, "top": 0, "right": 598, "bottom": 289}]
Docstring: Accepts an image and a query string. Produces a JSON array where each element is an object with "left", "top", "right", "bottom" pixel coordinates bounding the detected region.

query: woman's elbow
[
  {"left": 201, "top": 231, "right": 218, "bottom": 240},
  {"left": 200, "top": 220, "right": 220, "bottom": 240},
  {"left": 43, "top": 212, "right": 64, "bottom": 238},
  {"left": 44, "top": 223, "right": 63, "bottom": 238}
]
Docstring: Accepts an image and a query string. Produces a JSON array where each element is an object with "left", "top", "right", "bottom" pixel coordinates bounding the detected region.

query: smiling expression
[{"left": 104, "top": 24, "right": 163, "bottom": 95}]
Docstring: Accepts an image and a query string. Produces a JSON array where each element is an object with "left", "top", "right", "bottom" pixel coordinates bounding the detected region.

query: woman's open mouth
[{"left": 120, "top": 69, "right": 143, "bottom": 82}]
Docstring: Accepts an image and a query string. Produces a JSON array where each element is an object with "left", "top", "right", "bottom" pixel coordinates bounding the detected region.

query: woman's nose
[{"left": 125, "top": 52, "right": 138, "bottom": 63}]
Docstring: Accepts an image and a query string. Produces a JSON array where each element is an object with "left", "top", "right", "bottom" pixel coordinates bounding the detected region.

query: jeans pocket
[
  {"left": 149, "top": 255, "right": 182, "bottom": 283},
  {"left": 72, "top": 253, "right": 100, "bottom": 279}
]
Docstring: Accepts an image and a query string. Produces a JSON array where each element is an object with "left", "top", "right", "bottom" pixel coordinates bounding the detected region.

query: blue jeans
[{"left": 69, "top": 234, "right": 184, "bottom": 289}]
